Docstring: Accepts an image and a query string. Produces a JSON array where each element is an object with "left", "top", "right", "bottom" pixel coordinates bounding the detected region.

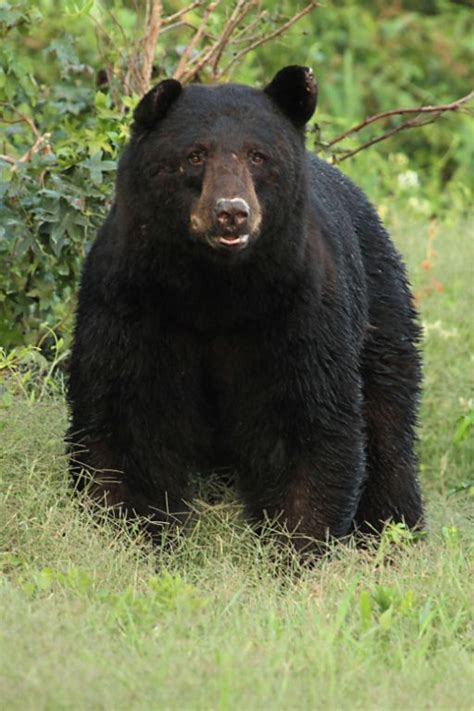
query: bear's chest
[{"left": 203, "top": 332, "right": 260, "bottom": 398}]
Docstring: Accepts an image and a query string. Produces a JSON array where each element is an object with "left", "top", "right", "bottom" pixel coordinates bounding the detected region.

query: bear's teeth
[{"left": 218, "top": 235, "right": 249, "bottom": 246}]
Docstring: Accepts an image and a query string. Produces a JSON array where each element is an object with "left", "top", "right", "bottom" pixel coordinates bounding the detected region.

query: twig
[
  {"left": 103, "top": 4, "right": 130, "bottom": 48},
  {"left": 328, "top": 91, "right": 474, "bottom": 147},
  {"left": 0, "top": 154, "right": 16, "bottom": 165},
  {"left": 160, "top": 20, "right": 192, "bottom": 35},
  {"left": 175, "top": 0, "right": 255, "bottom": 83},
  {"left": 179, "top": 2, "right": 317, "bottom": 85},
  {"left": 0, "top": 133, "right": 51, "bottom": 166},
  {"left": 219, "top": 2, "right": 319, "bottom": 78},
  {"left": 0, "top": 105, "right": 41, "bottom": 139},
  {"left": 209, "top": 0, "right": 256, "bottom": 76},
  {"left": 19, "top": 133, "right": 51, "bottom": 162},
  {"left": 92, "top": 19, "right": 124, "bottom": 110},
  {"left": 0, "top": 106, "right": 51, "bottom": 166},
  {"left": 162, "top": 1, "right": 202, "bottom": 25},
  {"left": 231, "top": 13, "right": 266, "bottom": 43},
  {"left": 175, "top": 43, "right": 217, "bottom": 85},
  {"left": 137, "top": 0, "right": 163, "bottom": 96},
  {"left": 173, "top": 1, "right": 221, "bottom": 81},
  {"left": 334, "top": 115, "right": 439, "bottom": 163}
]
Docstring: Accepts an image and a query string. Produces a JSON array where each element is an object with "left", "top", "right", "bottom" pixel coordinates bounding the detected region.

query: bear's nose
[{"left": 214, "top": 198, "right": 249, "bottom": 230}]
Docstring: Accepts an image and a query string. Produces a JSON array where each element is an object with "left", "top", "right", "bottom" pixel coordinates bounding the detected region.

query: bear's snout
[
  {"left": 214, "top": 198, "right": 250, "bottom": 232},
  {"left": 189, "top": 151, "right": 261, "bottom": 253}
]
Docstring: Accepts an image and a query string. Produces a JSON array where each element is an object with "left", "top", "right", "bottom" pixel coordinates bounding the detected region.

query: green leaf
[
  {"left": 359, "top": 590, "right": 372, "bottom": 630},
  {"left": 453, "top": 407, "right": 474, "bottom": 445}
]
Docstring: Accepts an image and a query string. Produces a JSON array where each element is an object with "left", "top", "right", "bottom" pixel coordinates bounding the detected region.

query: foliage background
[{"left": 0, "top": 0, "right": 472, "bottom": 352}]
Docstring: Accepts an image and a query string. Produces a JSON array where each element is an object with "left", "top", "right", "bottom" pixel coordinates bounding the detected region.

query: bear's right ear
[
  {"left": 132, "top": 79, "right": 182, "bottom": 133},
  {"left": 264, "top": 66, "right": 317, "bottom": 127}
]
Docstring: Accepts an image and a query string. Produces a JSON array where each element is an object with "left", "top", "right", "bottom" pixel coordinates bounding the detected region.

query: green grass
[{"left": 1, "top": 215, "right": 473, "bottom": 711}]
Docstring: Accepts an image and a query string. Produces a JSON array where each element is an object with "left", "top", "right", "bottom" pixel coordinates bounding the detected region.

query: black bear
[{"left": 67, "top": 66, "right": 424, "bottom": 548}]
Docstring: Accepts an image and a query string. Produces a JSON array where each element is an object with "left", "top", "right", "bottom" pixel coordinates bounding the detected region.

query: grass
[{"left": 1, "top": 214, "right": 473, "bottom": 711}]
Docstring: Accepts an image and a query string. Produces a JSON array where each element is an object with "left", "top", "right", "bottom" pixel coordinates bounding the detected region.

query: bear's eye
[
  {"left": 188, "top": 150, "right": 206, "bottom": 166},
  {"left": 248, "top": 150, "right": 266, "bottom": 165}
]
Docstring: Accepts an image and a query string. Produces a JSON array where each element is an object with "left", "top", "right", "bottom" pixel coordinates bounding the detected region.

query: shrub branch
[
  {"left": 326, "top": 91, "right": 474, "bottom": 162},
  {"left": 218, "top": 2, "right": 319, "bottom": 78},
  {"left": 95, "top": 1, "right": 319, "bottom": 98}
]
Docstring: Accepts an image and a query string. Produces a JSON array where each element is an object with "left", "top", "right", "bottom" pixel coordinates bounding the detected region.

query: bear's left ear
[
  {"left": 264, "top": 66, "right": 317, "bottom": 127},
  {"left": 132, "top": 79, "right": 182, "bottom": 133}
]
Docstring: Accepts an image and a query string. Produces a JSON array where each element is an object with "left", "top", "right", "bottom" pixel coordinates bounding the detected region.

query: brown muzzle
[{"left": 190, "top": 152, "right": 261, "bottom": 251}]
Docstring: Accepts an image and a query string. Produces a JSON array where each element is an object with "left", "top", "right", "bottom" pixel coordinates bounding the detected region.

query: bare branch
[
  {"left": 209, "top": 0, "right": 256, "bottom": 76},
  {"left": 162, "top": 1, "right": 202, "bottom": 25},
  {"left": 160, "top": 20, "right": 194, "bottom": 35},
  {"left": 173, "top": 1, "right": 221, "bottom": 81},
  {"left": 328, "top": 91, "right": 474, "bottom": 147},
  {"left": 334, "top": 115, "right": 441, "bottom": 163},
  {"left": 230, "top": 13, "right": 265, "bottom": 43},
  {"left": 91, "top": 16, "right": 124, "bottom": 110},
  {"left": 0, "top": 105, "right": 41, "bottom": 139},
  {"left": 103, "top": 4, "right": 130, "bottom": 48},
  {"left": 0, "top": 154, "right": 16, "bottom": 165},
  {"left": 137, "top": 0, "right": 163, "bottom": 96},
  {"left": 0, "top": 132, "right": 51, "bottom": 167},
  {"left": 219, "top": 2, "right": 319, "bottom": 79},
  {"left": 0, "top": 105, "right": 52, "bottom": 166},
  {"left": 175, "top": 0, "right": 256, "bottom": 84},
  {"left": 19, "top": 133, "right": 52, "bottom": 163},
  {"left": 176, "top": 44, "right": 218, "bottom": 85},
  {"left": 88, "top": 1, "right": 319, "bottom": 106}
]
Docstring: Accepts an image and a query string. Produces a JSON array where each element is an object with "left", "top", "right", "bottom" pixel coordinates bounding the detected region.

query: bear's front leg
[
  {"left": 235, "top": 372, "right": 366, "bottom": 553},
  {"left": 68, "top": 427, "right": 194, "bottom": 534},
  {"left": 67, "top": 305, "right": 210, "bottom": 536}
]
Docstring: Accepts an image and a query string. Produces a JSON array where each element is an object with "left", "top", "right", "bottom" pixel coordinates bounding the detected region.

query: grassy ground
[{"left": 1, "top": 215, "right": 473, "bottom": 711}]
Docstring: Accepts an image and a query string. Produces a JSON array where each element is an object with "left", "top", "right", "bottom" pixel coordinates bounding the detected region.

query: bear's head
[{"left": 117, "top": 66, "right": 317, "bottom": 263}]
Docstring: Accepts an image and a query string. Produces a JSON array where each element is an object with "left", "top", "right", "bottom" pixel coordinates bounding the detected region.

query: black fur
[{"left": 67, "top": 67, "right": 423, "bottom": 549}]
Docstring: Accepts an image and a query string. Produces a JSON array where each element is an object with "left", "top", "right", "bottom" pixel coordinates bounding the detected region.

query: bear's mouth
[
  {"left": 218, "top": 234, "right": 249, "bottom": 247},
  {"left": 207, "top": 234, "right": 250, "bottom": 250}
]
